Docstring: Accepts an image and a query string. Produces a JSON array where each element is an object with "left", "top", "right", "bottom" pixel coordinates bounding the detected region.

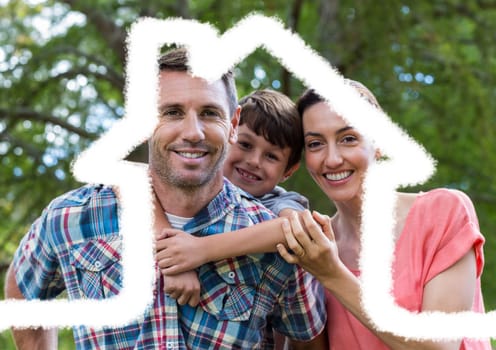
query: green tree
[{"left": 2, "top": 0, "right": 496, "bottom": 348}]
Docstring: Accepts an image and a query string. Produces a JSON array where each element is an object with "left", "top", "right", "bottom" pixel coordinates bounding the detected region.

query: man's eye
[
  {"left": 162, "top": 109, "right": 181, "bottom": 117},
  {"left": 201, "top": 109, "right": 220, "bottom": 117}
]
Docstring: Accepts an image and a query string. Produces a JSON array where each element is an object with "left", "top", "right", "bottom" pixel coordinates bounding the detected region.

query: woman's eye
[
  {"left": 306, "top": 140, "right": 322, "bottom": 149},
  {"left": 341, "top": 135, "right": 358, "bottom": 143}
]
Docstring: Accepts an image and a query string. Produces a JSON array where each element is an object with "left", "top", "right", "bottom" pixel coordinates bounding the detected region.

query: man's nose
[{"left": 181, "top": 113, "right": 205, "bottom": 143}]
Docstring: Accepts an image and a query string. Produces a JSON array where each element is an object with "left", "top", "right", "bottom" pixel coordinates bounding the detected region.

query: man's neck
[{"left": 152, "top": 173, "right": 224, "bottom": 218}]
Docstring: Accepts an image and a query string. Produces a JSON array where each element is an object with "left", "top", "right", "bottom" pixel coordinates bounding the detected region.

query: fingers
[
  {"left": 281, "top": 217, "right": 305, "bottom": 258},
  {"left": 155, "top": 228, "right": 180, "bottom": 242},
  {"left": 166, "top": 284, "right": 200, "bottom": 307},
  {"left": 312, "top": 211, "right": 335, "bottom": 241},
  {"left": 163, "top": 272, "right": 201, "bottom": 307},
  {"left": 189, "top": 290, "right": 200, "bottom": 307},
  {"left": 290, "top": 210, "right": 315, "bottom": 250},
  {"left": 276, "top": 243, "right": 299, "bottom": 264},
  {"left": 300, "top": 210, "right": 327, "bottom": 245}
]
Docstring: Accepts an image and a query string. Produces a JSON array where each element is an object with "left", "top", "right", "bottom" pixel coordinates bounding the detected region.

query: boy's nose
[{"left": 246, "top": 151, "right": 262, "bottom": 169}]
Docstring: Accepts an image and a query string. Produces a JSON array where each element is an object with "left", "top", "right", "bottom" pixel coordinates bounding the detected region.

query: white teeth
[
  {"left": 325, "top": 171, "right": 352, "bottom": 181},
  {"left": 178, "top": 152, "right": 204, "bottom": 159},
  {"left": 238, "top": 168, "right": 259, "bottom": 180}
]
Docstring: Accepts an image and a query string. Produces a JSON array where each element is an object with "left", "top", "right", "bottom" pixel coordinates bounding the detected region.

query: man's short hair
[
  {"left": 158, "top": 48, "right": 238, "bottom": 117},
  {"left": 239, "top": 89, "right": 303, "bottom": 171}
]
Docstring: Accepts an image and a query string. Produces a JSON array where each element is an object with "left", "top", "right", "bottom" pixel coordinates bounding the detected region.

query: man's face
[{"left": 150, "top": 70, "right": 239, "bottom": 191}]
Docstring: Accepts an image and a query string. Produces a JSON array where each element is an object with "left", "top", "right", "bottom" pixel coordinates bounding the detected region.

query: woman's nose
[{"left": 324, "top": 145, "right": 344, "bottom": 168}]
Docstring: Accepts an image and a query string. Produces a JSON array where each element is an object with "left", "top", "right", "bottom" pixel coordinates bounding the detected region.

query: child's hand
[
  {"left": 163, "top": 270, "right": 201, "bottom": 307},
  {"left": 156, "top": 230, "right": 208, "bottom": 274}
]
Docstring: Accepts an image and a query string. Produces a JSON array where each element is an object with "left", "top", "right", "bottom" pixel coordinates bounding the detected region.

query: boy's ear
[{"left": 280, "top": 162, "right": 300, "bottom": 182}]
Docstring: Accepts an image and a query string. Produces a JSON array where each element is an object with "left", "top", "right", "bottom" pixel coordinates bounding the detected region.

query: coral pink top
[{"left": 326, "top": 189, "right": 491, "bottom": 349}]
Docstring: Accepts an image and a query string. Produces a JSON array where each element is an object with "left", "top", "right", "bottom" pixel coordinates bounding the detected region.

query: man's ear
[
  {"left": 229, "top": 105, "right": 241, "bottom": 144},
  {"left": 280, "top": 162, "right": 300, "bottom": 183}
]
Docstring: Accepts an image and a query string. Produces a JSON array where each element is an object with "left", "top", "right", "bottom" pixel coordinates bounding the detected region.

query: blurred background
[{"left": 1, "top": 0, "right": 496, "bottom": 348}]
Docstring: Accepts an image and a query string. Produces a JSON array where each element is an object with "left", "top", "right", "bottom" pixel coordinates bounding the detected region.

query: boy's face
[{"left": 223, "top": 124, "right": 295, "bottom": 197}]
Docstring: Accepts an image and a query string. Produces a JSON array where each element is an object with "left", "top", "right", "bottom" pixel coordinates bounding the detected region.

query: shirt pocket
[
  {"left": 198, "top": 255, "right": 262, "bottom": 322},
  {"left": 70, "top": 236, "right": 122, "bottom": 299}
]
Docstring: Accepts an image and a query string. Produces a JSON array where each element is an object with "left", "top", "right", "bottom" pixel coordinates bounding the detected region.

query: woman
[
  {"left": 155, "top": 80, "right": 491, "bottom": 349},
  {"left": 276, "top": 82, "right": 490, "bottom": 349}
]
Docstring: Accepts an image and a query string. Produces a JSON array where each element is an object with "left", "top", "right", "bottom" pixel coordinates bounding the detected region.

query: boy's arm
[
  {"left": 157, "top": 217, "right": 289, "bottom": 274},
  {"left": 153, "top": 190, "right": 302, "bottom": 273},
  {"left": 153, "top": 198, "right": 201, "bottom": 307}
]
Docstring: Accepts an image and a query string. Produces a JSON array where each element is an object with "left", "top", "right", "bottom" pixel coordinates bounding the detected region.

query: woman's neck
[
  {"left": 332, "top": 199, "right": 362, "bottom": 240},
  {"left": 331, "top": 199, "right": 363, "bottom": 270}
]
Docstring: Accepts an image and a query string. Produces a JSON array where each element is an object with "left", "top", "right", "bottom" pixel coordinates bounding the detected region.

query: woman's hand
[{"left": 276, "top": 210, "right": 344, "bottom": 284}]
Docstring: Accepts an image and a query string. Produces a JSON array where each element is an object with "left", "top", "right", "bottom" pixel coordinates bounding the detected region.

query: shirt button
[
  {"left": 228, "top": 271, "right": 236, "bottom": 279},
  {"left": 94, "top": 261, "right": 102, "bottom": 269},
  {"left": 167, "top": 342, "right": 174, "bottom": 349}
]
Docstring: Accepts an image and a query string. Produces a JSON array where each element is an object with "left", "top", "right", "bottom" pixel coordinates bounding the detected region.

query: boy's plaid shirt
[{"left": 14, "top": 180, "right": 326, "bottom": 349}]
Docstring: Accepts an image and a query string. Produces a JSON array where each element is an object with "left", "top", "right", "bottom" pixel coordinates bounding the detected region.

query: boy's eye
[
  {"left": 266, "top": 153, "right": 279, "bottom": 161},
  {"left": 238, "top": 141, "right": 252, "bottom": 150}
]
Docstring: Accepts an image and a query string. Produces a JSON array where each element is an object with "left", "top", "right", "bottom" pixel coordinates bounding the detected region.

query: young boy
[
  {"left": 223, "top": 88, "right": 307, "bottom": 216},
  {"left": 154, "top": 89, "right": 308, "bottom": 298}
]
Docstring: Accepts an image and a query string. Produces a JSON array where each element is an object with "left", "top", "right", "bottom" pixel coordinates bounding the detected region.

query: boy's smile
[{"left": 223, "top": 124, "right": 292, "bottom": 197}]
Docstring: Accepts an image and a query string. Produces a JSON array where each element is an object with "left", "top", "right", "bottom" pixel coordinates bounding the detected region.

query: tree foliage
[{"left": 1, "top": 0, "right": 496, "bottom": 347}]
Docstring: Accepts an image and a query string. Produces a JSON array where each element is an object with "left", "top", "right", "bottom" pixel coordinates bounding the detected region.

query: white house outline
[{"left": 1, "top": 14, "right": 494, "bottom": 340}]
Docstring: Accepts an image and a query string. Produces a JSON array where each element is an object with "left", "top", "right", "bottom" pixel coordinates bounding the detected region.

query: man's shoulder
[
  {"left": 36, "top": 184, "right": 120, "bottom": 244},
  {"left": 49, "top": 184, "right": 117, "bottom": 210}
]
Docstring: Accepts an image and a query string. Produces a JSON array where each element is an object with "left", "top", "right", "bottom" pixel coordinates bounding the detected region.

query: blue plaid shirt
[{"left": 14, "top": 179, "right": 326, "bottom": 349}]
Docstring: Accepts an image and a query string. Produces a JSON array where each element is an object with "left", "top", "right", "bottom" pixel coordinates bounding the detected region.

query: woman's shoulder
[
  {"left": 417, "top": 188, "right": 474, "bottom": 209},
  {"left": 410, "top": 188, "right": 477, "bottom": 224}
]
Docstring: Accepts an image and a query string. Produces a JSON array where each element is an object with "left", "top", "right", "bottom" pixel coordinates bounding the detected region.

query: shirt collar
[{"left": 183, "top": 178, "right": 241, "bottom": 235}]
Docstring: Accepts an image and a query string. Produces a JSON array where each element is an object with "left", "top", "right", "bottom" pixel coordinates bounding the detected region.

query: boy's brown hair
[{"left": 239, "top": 89, "right": 303, "bottom": 171}]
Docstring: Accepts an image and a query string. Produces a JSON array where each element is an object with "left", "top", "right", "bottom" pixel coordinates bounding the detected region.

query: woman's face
[{"left": 302, "top": 101, "right": 376, "bottom": 204}]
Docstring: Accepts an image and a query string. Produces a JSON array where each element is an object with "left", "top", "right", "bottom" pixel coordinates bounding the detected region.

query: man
[{"left": 5, "top": 48, "right": 326, "bottom": 349}]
